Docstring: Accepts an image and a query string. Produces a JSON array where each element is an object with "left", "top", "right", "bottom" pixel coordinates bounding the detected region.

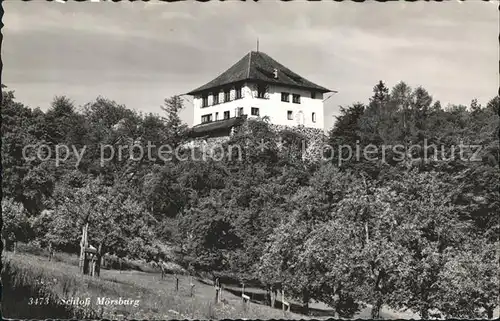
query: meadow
[
  {"left": 3, "top": 249, "right": 427, "bottom": 319},
  {"left": 2, "top": 251, "right": 319, "bottom": 320}
]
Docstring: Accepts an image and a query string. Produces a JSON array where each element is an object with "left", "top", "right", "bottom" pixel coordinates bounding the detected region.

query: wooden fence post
[
  {"left": 282, "top": 289, "right": 290, "bottom": 314},
  {"left": 282, "top": 289, "right": 285, "bottom": 313},
  {"left": 79, "top": 224, "right": 88, "bottom": 274},
  {"left": 270, "top": 284, "right": 277, "bottom": 308},
  {"left": 95, "top": 243, "right": 102, "bottom": 277},
  {"left": 241, "top": 282, "right": 250, "bottom": 312},
  {"left": 190, "top": 275, "right": 195, "bottom": 297},
  {"left": 214, "top": 278, "right": 220, "bottom": 304},
  {"left": 48, "top": 242, "right": 52, "bottom": 261}
]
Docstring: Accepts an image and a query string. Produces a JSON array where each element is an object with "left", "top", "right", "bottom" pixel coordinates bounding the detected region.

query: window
[
  {"left": 251, "top": 107, "right": 260, "bottom": 116},
  {"left": 213, "top": 92, "right": 219, "bottom": 105},
  {"left": 311, "top": 92, "right": 316, "bottom": 99},
  {"left": 312, "top": 112, "right": 316, "bottom": 123},
  {"left": 281, "top": 92, "right": 290, "bottom": 102},
  {"left": 201, "top": 114, "right": 212, "bottom": 123},
  {"left": 292, "top": 94, "right": 301, "bottom": 104},
  {"left": 224, "top": 89, "right": 231, "bottom": 102},
  {"left": 287, "top": 111, "right": 293, "bottom": 120},
  {"left": 257, "top": 83, "right": 267, "bottom": 99},
  {"left": 235, "top": 86, "right": 242, "bottom": 99},
  {"left": 237, "top": 107, "right": 244, "bottom": 116},
  {"left": 215, "top": 112, "right": 219, "bottom": 121},
  {"left": 202, "top": 95, "right": 209, "bottom": 107},
  {"left": 224, "top": 111, "right": 230, "bottom": 119}
]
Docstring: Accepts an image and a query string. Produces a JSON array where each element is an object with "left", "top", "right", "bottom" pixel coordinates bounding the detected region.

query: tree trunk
[
  {"left": 215, "top": 287, "right": 219, "bottom": 304},
  {"left": 486, "top": 306, "right": 493, "bottom": 319},
  {"left": 79, "top": 224, "right": 87, "bottom": 274},
  {"left": 266, "top": 287, "right": 272, "bottom": 307},
  {"left": 13, "top": 241, "right": 17, "bottom": 254},
  {"left": 371, "top": 298, "right": 382, "bottom": 319},
  {"left": 334, "top": 292, "right": 342, "bottom": 319},
  {"left": 420, "top": 307, "right": 429, "bottom": 319},
  {"left": 95, "top": 243, "right": 102, "bottom": 277},
  {"left": 271, "top": 287, "right": 276, "bottom": 308},
  {"left": 281, "top": 289, "right": 285, "bottom": 312},
  {"left": 365, "top": 221, "right": 369, "bottom": 244},
  {"left": 302, "top": 291, "right": 310, "bottom": 315}
]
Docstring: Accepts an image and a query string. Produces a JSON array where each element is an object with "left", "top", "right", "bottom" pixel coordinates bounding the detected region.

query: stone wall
[
  {"left": 269, "top": 124, "right": 326, "bottom": 163},
  {"left": 184, "top": 120, "right": 326, "bottom": 163}
]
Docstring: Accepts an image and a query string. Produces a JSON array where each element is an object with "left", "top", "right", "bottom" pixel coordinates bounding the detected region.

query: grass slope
[
  {"left": 8, "top": 251, "right": 482, "bottom": 319},
  {"left": 2, "top": 252, "right": 313, "bottom": 319}
]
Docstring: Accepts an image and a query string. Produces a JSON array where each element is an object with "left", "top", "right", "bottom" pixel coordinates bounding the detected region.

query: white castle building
[{"left": 186, "top": 51, "right": 333, "bottom": 138}]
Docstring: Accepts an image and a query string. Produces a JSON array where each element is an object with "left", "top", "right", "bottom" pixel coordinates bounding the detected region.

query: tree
[
  {"left": 179, "top": 192, "right": 242, "bottom": 272},
  {"left": 161, "top": 96, "right": 188, "bottom": 148},
  {"left": 43, "top": 176, "right": 157, "bottom": 260},
  {"left": 357, "top": 80, "right": 391, "bottom": 145},
  {"left": 436, "top": 240, "right": 499, "bottom": 319},
  {"left": 327, "top": 103, "right": 365, "bottom": 165},
  {"left": 1, "top": 87, "right": 56, "bottom": 214},
  {"left": 410, "top": 86, "right": 433, "bottom": 140},
  {"left": 2, "top": 198, "right": 32, "bottom": 251},
  {"left": 258, "top": 166, "right": 367, "bottom": 316},
  {"left": 383, "top": 170, "right": 471, "bottom": 318}
]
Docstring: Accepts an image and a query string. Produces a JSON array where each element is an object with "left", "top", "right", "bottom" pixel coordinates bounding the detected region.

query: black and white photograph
[{"left": 1, "top": 0, "right": 498, "bottom": 319}]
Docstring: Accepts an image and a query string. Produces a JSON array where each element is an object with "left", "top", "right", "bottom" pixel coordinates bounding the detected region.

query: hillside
[{"left": 2, "top": 83, "right": 499, "bottom": 319}]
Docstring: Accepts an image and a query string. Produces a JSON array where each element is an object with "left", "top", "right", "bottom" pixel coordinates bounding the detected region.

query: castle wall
[{"left": 193, "top": 83, "right": 325, "bottom": 130}]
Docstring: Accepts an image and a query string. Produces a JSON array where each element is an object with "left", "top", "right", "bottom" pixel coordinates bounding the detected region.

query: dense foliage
[{"left": 2, "top": 82, "right": 498, "bottom": 318}]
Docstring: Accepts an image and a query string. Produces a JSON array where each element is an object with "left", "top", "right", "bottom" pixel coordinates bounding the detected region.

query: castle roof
[
  {"left": 188, "top": 115, "right": 247, "bottom": 137},
  {"left": 187, "top": 51, "right": 332, "bottom": 95}
]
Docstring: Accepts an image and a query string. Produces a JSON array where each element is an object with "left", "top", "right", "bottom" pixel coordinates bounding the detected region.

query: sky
[{"left": 2, "top": 0, "right": 497, "bottom": 131}]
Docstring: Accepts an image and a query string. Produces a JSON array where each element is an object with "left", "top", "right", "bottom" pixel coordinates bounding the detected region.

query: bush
[{"left": 16, "top": 241, "right": 46, "bottom": 256}]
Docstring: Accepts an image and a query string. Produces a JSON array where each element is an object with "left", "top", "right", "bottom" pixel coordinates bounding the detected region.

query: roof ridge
[{"left": 246, "top": 51, "right": 252, "bottom": 79}]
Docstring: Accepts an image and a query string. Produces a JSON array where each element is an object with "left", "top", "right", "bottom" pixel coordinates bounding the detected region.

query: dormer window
[
  {"left": 257, "top": 83, "right": 267, "bottom": 99},
  {"left": 292, "top": 94, "right": 301, "bottom": 104},
  {"left": 213, "top": 92, "right": 219, "bottom": 105},
  {"left": 202, "top": 95, "right": 209, "bottom": 107},
  {"left": 224, "top": 89, "right": 231, "bottom": 102}
]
